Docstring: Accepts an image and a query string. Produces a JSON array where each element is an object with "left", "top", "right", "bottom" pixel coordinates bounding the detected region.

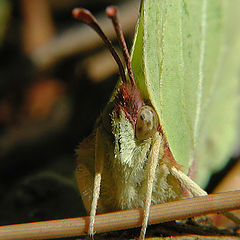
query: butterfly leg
[
  {"left": 139, "top": 132, "right": 162, "bottom": 240},
  {"left": 170, "top": 167, "right": 240, "bottom": 226},
  {"left": 170, "top": 166, "right": 207, "bottom": 197},
  {"left": 88, "top": 127, "right": 105, "bottom": 237}
]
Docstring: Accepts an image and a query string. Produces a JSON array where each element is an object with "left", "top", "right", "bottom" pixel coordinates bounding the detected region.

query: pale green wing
[
  {"left": 196, "top": 1, "right": 240, "bottom": 186},
  {"left": 131, "top": 0, "right": 239, "bottom": 187},
  {"left": 130, "top": 3, "right": 148, "bottom": 101}
]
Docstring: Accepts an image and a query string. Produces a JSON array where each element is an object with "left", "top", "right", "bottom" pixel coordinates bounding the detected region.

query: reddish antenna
[
  {"left": 72, "top": 8, "right": 127, "bottom": 83},
  {"left": 106, "top": 6, "right": 136, "bottom": 87}
]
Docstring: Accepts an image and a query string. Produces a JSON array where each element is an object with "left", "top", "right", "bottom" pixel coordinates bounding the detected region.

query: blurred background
[{"left": 0, "top": 0, "right": 239, "bottom": 231}]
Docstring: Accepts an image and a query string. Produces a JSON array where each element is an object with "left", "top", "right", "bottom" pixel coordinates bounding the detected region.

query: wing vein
[{"left": 194, "top": 0, "right": 207, "bottom": 150}]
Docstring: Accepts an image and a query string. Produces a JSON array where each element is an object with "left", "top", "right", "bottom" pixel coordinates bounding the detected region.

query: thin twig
[
  {"left": 21, "top": 0, "right": 56, "bottom": 53},
  {"left": 0, "top": 191, "right": 239, "bottom": 240}
]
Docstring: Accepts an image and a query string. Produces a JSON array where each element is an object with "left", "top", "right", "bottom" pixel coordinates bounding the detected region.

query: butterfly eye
[{"left": 136, "top": 105, "right": 159, "bottom": 140}]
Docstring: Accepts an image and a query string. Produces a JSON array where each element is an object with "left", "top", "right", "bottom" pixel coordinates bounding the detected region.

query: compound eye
[{"left": 136, "top": 105, "right": 159, "bottom": 140}]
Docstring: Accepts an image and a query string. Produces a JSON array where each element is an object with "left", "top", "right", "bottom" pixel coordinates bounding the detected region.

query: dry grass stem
[{"left": 0, "top": 190, "right": 239, "bottom": 240}]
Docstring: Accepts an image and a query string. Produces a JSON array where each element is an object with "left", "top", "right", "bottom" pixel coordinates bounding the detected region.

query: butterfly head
[{"left": 73, "top": 6, "right": 160, "bottom": 141}]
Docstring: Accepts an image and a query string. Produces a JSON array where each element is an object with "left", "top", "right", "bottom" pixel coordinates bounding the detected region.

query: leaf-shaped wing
[{"left": 131, "top": 0, "right": 240, "bottom": 187}]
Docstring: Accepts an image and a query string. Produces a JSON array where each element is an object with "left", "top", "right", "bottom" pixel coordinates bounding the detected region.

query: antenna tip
[
  {"left": 106, "top": 6, "right": 117, "bottom": 18},
  {"left": 72, "top": 8, "right": 82, "bottom": 19},
  {"left": 72, "top": 8, "right": 93, "bottom": 24}
]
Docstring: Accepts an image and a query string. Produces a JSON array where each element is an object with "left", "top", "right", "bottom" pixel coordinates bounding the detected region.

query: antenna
[
  {"left": 106, "top": 6, "right": 136, "bottom": 87},
  {"left": 72, "top": 8, "right": 127, "bottom": 83}
]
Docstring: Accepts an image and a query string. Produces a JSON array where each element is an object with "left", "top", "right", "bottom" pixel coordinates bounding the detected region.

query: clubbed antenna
[
  {"left": 72, "top": 8, "right": 127, "bottom": 83},
  {"left": 106, "top": 6, "right": 136, "bottom": 87}
]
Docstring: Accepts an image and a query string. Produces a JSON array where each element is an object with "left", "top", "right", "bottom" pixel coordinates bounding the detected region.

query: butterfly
[{"left": 72, "top": 1, "right": 239, "bottom": 239}]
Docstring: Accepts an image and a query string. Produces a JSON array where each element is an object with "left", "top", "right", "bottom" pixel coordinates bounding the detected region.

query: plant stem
[{"left": 0, "top": 191, "right": 239, "bottom": 240}]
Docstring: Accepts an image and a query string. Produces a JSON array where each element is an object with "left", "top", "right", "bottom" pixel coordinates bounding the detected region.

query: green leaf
[{"left": 131, "top": 0, "right": 240, "bottom": 187}]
